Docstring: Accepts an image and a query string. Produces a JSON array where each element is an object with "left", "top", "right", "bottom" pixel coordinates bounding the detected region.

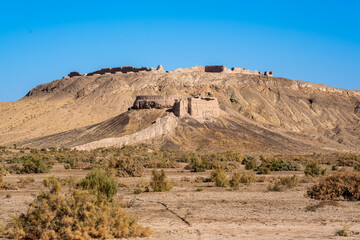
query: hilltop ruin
[
  {"left": 132, "top": 95, "right": 220, "bottom": 120},
  {"left": 64, "top": 65, "right": 273, "bottom": 78}
]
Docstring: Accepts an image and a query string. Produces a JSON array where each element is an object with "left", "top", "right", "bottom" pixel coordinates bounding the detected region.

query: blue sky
[{"left": 0, "top": 0, "right": 359, "bottom": 102}]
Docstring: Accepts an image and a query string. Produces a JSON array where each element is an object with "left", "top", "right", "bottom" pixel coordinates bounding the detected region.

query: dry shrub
[
  {"left": 109, "top": 157, "right": 144, "bottom": 177},
  {"left": 280, "top": 175, "right": 299, "bottom": 188},
  {"left": 0, "top": 174, "right": 2, "bottom": 187},
  {"left": 307, "top": 172, "right": 360, "bottom": 201},
  {"left": 150, "top": 169, "right": 173, "bottom": 192},
  {"left": 238, "top": 171, "right": 258, "bottom": 185},
  {"left": 268, "top": 175, "right": 299, "bottom": 191},
  {"left": 229, "top": 172, "right": 242, "bottom": 189},
  {"left": 210, "top": 167, "right": 229, "bottom": 187},
  {"left": 18, "top": 177, "right": 35, "bottom": 188},
  {"left": 1, "top": 178, "right": 151, "bottom": 240},
  {"left": 304, "top": 161, "right": 326, "bottom": 177}
]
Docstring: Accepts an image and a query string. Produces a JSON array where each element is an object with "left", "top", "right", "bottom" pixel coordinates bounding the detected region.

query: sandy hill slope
[{"left": 1, "top": 70, "right": 359, "bottom": 153}]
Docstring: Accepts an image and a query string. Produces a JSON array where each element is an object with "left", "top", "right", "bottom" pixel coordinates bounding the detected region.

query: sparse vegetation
[
  {"left": 109, "top": 157, "right": 144, "bottom": 177},
  {"left": 0, "top": 177, "right": 151, "bottom": 239},
  {"left": 211, "top": 167, "right": 229, "bottom": 187},
  {"left": 78, "top": 168, "right": 118, "bottom": 201},
  {"left": 268, "top": 175, "right": 299, "bottom": 192},
  {"left": 21, "top": 155, "right": 52, "bottom": 173},
  {"left": 229, "top": 172, "right": 242, "bottom": 189},
  {"left": 238, "top": 171, "right": 258, "bottom": 185},
  {"left": 150, "top": 169, "right": 173, "bottom": 192},
  {"left": 304, "top": 161, "right": 326, "bottom": 177},
  {"left": 307, "top": 172, "right": 360, "bottom": 200}
]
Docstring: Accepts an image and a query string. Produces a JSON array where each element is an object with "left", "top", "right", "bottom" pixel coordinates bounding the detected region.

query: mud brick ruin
[
  {"left": 132, "top": 95, "right": 220, "bottom": 119},
  {"left": 64, "top": 65, "right": 273, "bottom": 78}
]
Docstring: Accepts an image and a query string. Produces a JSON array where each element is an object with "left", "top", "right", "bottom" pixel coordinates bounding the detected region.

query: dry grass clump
[
  {"left": 109, "top": 157, "right": 144, "bottom": 177},
  {"left": 211, "top": 167, "right": 229, "bottom": 187},
  {"left": 18, "top": 177, "right": 35, "bottom": 188},
  {"left": 1, "top": 174, "right": 151, "bottom": 240},
  {"left": 304, "top": 161, "right": 326, "bottom": 177},
  {"left": 268, "top": 175, "right": 299, "bottom": 192},
  {"left": 229, "top": 172, "right": 242, "bottom": 189},
  {"left": 150, "top": 169, "right": 173, "bottom": 192},
  {"left": 238, "top": 171, "right": 258, "bottom": 185},
  {"left": 307, "top": 172, "right": 360, "bottom": 201}
]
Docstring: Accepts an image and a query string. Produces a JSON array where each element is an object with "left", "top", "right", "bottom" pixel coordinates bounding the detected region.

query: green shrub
[
  {"left": 304, "top": 161, "right": 326, "bottom": 177},
  {"left": 188, "top": 157, "right": 208, "bottom": 172},
  {"left": 307, "top": 172, "right": 360, "bottom": 201},
  {"left": 21, "top": 156, "right": 52, "bottom": 174},
  {"left": 354, "top": 164, "right": 360, "bottom": 172},
  {"left": 1, "top": 178, "right": 151, "bottom": 240},
  {"left": 133, "top": 189, "right": 142, "bottom": 194},
  {"left": 150, "top": 169, "right": 173, "bottom": 192},
  {"left": 210, "top": 167, "right": 229, "bottom": 187},
  {"left": 78, "top": 168, "right": 118, "bottom": 201}
]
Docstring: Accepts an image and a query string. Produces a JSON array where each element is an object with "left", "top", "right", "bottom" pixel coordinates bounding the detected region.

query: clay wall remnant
[
  {"left": 264, "top": 71, "right": 273, "bottom": 76},
  {"left": 205, "top": 65, "right": 225, "bottom": 73},
  {"left": 87, "top": 66, "right": 151, "bottom": 76},
  {"left": 132, "top": 95, "right": 186, "bottom": 109},
  {"left": 68, "top": 71, "right": 82, "bottom": 77},
  {"left": 132, "top": 95, "right": 220, "bottom": 120}
]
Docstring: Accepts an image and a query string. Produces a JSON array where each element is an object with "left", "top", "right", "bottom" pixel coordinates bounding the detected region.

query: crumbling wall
[
  {"left": 264, "top": 71, "right": 273, "bottom": 76},
  {"left": 173, "top": 99, "right": 189, "bottom": 117},
  {"left": 68, "top": 71, "right": 82, "bottom": 77},
  {"left": 188, "top": 97, "right": 220, "bottom": 120},
  {"left": 132, "top": 95, "right": 186, "bottom": 109},
  {"left": 87, "top": 66, "right": 151, "bottom": 76},
  {"left": 205, "top": 65, "right": 225, "bottom": 73}
]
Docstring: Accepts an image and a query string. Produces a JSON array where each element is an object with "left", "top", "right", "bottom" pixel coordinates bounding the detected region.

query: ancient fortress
[
  {"left": 132, "top": 95, "right": 220, "bottom": 120},
  {"left": 64, "top": 65, "right": 273, "bottom": 78}
]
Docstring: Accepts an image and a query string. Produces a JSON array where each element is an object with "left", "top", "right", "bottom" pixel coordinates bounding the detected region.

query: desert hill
[{"left": 1, "top": 66, "right": 359, "bottom": 153}]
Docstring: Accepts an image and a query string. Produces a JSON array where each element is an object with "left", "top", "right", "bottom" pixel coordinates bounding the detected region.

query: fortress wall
[
  {"left": 205, "top": 65, "right": 225, "bottom": 73},
  {"left": 188, "top": 97, "right": 220, "bottom": 119},
  {"left": 87, "top": 66, "right": 151, "bottom": 76},
  {"left": 173, "top": 100, "right": 189, "bottom": 117},
  {"left": 132, "top": 95, "right": 186, "bottom": 109}
]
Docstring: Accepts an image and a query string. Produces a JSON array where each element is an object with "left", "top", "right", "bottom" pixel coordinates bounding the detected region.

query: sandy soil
[{"left": 1, "top": 165, "right": 359, "bottom": 239}]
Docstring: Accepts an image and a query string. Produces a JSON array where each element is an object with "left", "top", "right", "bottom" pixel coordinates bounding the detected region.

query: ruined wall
[
  {"left": 132, "top": 95, "right": 186, "bottom": 109},
  {"left": 87, "top": 66, "right": 151, "bottom": 76},
  {"left": 188, "top": 97, "right": 220, "bottom": 120},
  {"left": 68, "top": 71, "right": 82, "bottom": 77},
  {"left": 205, "top": 65, "right": 225, "bottom": 73},
  {"left": 173, "top": 100, "right": 189, "bottom": 117},
  {"left": 173, "top": 97, "right": 220, "bottom": 120}
]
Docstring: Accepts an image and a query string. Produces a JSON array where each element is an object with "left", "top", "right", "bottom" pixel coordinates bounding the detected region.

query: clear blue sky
[{"left": 1, "top": 0, "right": 359, "bottom": 102}]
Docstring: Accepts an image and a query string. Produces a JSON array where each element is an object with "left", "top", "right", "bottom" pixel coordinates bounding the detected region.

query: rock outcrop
[{"left": 75, "top": 114, "right": 178, "bottom": 150}]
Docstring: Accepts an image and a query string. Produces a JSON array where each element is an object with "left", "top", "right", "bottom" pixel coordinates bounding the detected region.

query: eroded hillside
[{"left": 1, "top": 69, "right": 359, "bottom": 153}]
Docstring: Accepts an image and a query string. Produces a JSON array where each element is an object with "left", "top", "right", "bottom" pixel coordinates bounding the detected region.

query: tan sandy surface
[{"left": 1, "top": 165, "right": 360, "bottom": 239}]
